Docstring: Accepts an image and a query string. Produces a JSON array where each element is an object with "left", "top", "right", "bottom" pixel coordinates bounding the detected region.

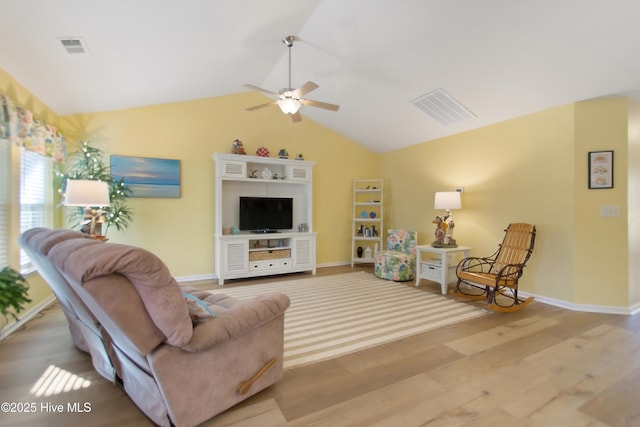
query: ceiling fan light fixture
[
  {"left": 245, "top": 35, "right": 339, "bottom": 121},
  {"left": 278, "top": 98, "right": 301, "bottom": 114}
]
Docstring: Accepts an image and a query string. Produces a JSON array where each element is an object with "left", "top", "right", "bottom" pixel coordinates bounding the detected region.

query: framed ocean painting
[{"left": 110, "top": 155, "right": 181, "bottom": 198}]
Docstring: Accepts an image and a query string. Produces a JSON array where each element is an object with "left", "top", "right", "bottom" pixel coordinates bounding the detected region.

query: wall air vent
[
  {"left": 58, "top": 37, "right": 89, "bottom": 54},
  {"left": 411, "top": 88, "right": 476, "bottom": 125}
]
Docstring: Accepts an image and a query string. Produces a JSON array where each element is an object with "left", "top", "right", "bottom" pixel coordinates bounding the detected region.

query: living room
[
  {"left": 2, "top": 2, "right": 640, "bottom": 425},
  {"left": 2, "top": 75, "right": 640, "bottom": 322}
]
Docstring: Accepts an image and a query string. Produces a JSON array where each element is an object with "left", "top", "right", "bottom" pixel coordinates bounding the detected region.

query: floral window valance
[{"left": 0, "top": 94, "right": 66, "bottom": 163}]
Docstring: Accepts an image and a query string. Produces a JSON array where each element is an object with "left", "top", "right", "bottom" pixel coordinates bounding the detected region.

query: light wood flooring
[{"left": 1, "top": 265, "right": 639, "bottom": 426}]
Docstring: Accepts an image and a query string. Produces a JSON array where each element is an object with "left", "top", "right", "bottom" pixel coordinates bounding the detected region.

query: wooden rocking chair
[{"left": 453, "top": 223, "right": 536, "bottom": 312}]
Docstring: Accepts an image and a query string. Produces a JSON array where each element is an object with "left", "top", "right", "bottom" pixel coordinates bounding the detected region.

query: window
[
  {"left": 19, "top": 148, "right": 53, "bottom": 273},
  {"left": 0, "top": 140, "right": 9, "bottom": 268}
]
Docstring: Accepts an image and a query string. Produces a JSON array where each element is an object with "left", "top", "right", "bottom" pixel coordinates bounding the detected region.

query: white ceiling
[{"left": 2, "top": 0, "right": 640, "bottom": 153}]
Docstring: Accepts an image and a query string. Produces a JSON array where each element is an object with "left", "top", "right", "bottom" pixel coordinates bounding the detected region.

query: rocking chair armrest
[
  {"left": 494, "top": 262, "right": 526, "bottom": 280},
  {"left": 456, "top": 256, "right": 495, "bottom": 274}
]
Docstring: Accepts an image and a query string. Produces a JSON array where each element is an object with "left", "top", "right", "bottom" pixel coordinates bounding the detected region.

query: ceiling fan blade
[
  {"left": 244, "top": 84, "right": 280, "bottom": 97},
  {"left": 292, "top": 81, "right": 319, "bottom": 98},
  {"left": 246, "top": 100, "right": 278, "bottom": 111},
  {"left": 291, "top": 112, "right": 302, "bottom": 123},
  {"left": 301, "top": 99, "right": 340, "bottom": 111}
]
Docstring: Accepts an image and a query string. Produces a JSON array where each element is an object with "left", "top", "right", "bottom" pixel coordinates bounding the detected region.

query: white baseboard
[
  {"left": 519, "top": 290, "right": 638, "bottom": 315},
  {"left": 0, "top": 295, "right": 56, "bottom": 341},
  {"left": 175, "top": 273, "right": 217, "bottom": 283},
  {"left": 317, "top": 261, "right": 353, "bottom": 268}
]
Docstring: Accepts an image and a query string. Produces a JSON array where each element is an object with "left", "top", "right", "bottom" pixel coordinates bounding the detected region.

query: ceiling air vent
[
  {"left": 411, "top": 88, "right": 476, "bottom": 125},
  {"left": 58, "top": 37, "right": 88, "bottom": 54}
]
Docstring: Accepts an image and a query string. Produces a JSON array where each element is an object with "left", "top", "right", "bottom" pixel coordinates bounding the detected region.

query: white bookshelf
[{"left": 351, "top": 179, "right": 383, "bottom": 266}]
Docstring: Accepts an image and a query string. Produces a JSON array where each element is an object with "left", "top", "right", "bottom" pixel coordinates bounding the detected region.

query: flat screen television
[{"left": 239, "top": 196, "right": 293, "bottom": 233}]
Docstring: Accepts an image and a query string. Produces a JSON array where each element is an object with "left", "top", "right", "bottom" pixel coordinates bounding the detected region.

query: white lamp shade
[
  {"left": 277, "top": 97, "right": 302, "bottom": 114},
  {"left": 64, "top": 180, "right": 111, "bottom": 207},
  {"left": 434, "top": 191, "right": 461, "bottom": 210}
]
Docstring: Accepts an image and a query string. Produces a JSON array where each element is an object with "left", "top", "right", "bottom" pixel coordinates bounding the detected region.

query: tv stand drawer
[
  {"left": 249, "top": 249, "right": 291, "bottom": 261},
  {"left": 249, "top": 258, "right": 292, "bottom": 272}
]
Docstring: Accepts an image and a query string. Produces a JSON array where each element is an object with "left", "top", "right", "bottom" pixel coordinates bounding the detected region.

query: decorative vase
[
  {"left": 357, "top": 246, "right": 363, "bottom": 258},
  {"left": 364, "top": 246, "right": 372, "bottom": 259}
]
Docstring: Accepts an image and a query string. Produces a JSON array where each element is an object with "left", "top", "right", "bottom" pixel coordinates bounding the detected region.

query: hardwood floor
[{"left": 1, "top": 266, "right": 639, "bottom": 426}]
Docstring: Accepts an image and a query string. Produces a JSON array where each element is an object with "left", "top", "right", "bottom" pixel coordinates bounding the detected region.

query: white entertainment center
[{"left": 212, "top": 153, "right": 316, "bottom": 285}]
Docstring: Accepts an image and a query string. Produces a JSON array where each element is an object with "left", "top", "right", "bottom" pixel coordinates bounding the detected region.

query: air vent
[
  {"left": 411, "top": 88, "right": 476, "bottom": 125},
  {"left": 58, "top": 37, "right": 88, "bottom": 54}
]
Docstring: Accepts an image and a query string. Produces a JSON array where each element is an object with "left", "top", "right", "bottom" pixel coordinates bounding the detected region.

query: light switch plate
[{"left": 600, "top": 205, "right": 620, "bottom": 217}]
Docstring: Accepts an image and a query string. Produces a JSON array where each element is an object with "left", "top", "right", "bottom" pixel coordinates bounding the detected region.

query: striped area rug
[{"left": 207, "top": 271, "right": 487, "bottom": 370}]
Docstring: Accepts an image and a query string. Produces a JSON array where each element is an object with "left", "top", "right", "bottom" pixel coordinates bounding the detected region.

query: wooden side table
[{"left": 415, "top": 245, "right": 471, "bottom": 294}]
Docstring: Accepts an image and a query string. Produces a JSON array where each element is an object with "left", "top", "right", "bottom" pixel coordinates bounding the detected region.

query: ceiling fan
[{"left": 245, "top": 35, "right": 339, "bottom": 122}]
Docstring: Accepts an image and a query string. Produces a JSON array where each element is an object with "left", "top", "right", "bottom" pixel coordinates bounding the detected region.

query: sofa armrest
[{"left": 180, "top": 293, "right": 289, "bottom": 352}]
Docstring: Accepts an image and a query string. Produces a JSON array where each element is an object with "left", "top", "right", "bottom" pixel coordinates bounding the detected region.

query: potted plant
[
  {"left": 55, "top": 141, "right": 133, "bottom": 236},
  {"left": 0, "top": 266, "right": 32, "bottom": 325}
]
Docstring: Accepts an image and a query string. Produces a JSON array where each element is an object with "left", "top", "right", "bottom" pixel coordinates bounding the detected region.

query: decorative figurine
[
  {"left": 432, "top": 215, "right": 457, "bottom": 248},
  {"left": 231, "top": 139, "right": 246, "bottom": 155},
  {"left": 278, "top": 148, "right": 289, "bottom": 159},
  {"left": 249, "top": 169, "right": 258, "bottom": 178},
  {"left": 256, "top": 146, "right": 269, "bottom": 157},
  {"left": 295, "top": 153, "right": 304, "bottom": 160},
  {"left": 432, "top": 216, "right": 447, "bottom": 246}
]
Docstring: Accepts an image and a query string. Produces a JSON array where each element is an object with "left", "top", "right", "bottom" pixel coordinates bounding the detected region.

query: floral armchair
[{"left": 374, "top": 230, "right": 418, "bottom": 281}]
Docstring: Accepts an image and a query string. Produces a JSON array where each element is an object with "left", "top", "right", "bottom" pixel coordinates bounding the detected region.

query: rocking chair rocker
[{"left": 453, "top": 223, "right": 536, "bottom": 312}]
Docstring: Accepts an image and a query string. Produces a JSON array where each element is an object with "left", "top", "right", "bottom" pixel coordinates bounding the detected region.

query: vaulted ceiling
[{"left": 2, "top": 0, "right": 640, "bottom": 153}]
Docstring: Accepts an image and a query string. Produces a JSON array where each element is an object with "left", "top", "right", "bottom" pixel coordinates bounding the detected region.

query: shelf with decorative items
[
  {"left": 212, "top": 153, "right": 316, "bottom": 285},
  {"left": 216, "top": 152, "right": 312, "bottom": 183},
  {"left": 351, "top": 179, "right": 384, "bottom": 266}
]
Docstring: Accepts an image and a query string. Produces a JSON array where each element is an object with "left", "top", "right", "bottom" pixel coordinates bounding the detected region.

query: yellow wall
[
  {"left": 381, "top": 105, "right": 576, "bottom": 302},
  {"left": 60, "top": 92, "right": 378, "bottom": 276},
  {"left": 573, "top": 99, "right": 629, "bottom": 307},
  {"left": 381, "top": 99, "right": 634, "bottom": 309}
]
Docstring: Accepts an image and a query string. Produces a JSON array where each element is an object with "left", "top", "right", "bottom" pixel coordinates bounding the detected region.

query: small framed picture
[{"left": 588, "top": 150, "right": 613, "bottom": 189}]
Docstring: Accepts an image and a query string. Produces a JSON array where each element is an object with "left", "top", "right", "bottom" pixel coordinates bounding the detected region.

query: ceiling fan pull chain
[{"left": 288, "top": 43, "right": 292, "bottom": 90}]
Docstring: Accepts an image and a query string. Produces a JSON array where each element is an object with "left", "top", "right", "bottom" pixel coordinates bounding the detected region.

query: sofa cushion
[{"left": 49, "top": 239, "right": 193, "bottom": 347}]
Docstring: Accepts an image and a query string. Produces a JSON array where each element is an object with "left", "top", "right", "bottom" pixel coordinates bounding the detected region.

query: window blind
[
  {"left": 0, "top": 140, "right": 9, "bottom": 268},
  {"left": 19, "top": 148, "right": 53, "bottom": 272}
]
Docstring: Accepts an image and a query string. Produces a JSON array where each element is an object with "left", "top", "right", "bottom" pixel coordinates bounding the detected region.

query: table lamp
[
  {"left": 64, "top": 179, "right": 110, "bottom": 237},
  {"left": 433, "top": 191, "right": 462, "bottom": 247}
]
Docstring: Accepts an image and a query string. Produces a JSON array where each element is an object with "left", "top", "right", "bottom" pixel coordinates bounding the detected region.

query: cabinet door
[
  {"left": 286, "top": 165, "right": 311, "bottom": 181},
  {"left": 292, "top": 236, "right": 315, "bottom": 269},
  {"left": 220, "top": 160, "right": 247, "bottom": 178},
  {"left": 223, "top": 240, "right": 248, "bottom": 274}
]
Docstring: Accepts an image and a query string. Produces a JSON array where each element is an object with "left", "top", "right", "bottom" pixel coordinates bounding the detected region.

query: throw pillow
[{"left": 183, "top": 292, "right": 215, "bottom": 324}]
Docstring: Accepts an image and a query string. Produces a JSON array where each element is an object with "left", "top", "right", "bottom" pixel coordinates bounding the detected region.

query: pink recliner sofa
[{"left": 19, "top": 228, "right": 290, "bottom": 427}]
